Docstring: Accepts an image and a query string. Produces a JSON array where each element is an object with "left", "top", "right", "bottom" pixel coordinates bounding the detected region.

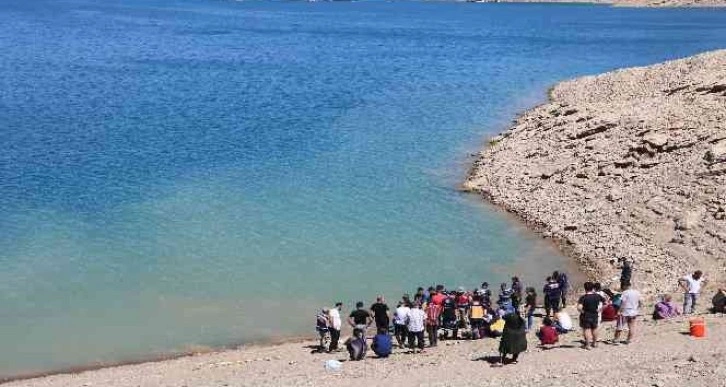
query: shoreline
[
  {"left": 6, "top": 51, "right": 726, "bottom": 387},
  {"left": 0, "top": 334, "right": 316, "bottom": 385}
]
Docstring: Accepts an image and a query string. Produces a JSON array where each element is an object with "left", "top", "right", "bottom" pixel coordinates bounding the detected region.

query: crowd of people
[{"left": 314, "top": 264, "right": 723, "bottom": 366}]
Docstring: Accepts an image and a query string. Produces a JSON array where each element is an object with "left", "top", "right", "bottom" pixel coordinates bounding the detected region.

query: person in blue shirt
[{"left": 371, "top": 328, "right": 393, "bottom": 358}]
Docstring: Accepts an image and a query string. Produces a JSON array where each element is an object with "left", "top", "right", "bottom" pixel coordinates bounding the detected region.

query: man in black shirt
[
  {"left": 348, "top": 301, "right": 373, "bottom": 336},
  {"left": 370, "top": 296, "right": 390, "bottom": 331},
  {"left": 577, "top": 281, "right": 606, "bottom": 350}
]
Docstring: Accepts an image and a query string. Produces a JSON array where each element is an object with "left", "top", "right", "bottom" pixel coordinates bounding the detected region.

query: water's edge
[{"left": 2, "top": 85, "right": 580, "bottom": 386}]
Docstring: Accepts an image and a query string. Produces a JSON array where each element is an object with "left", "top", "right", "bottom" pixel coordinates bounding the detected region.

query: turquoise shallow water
[{"left": 2, "top": 0, "right": 726, "bottom": 377}]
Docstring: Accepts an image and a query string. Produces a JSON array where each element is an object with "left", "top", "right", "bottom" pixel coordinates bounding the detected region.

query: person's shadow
[{"left": 471, "top": 354, "right": 502, "bottom": 364}]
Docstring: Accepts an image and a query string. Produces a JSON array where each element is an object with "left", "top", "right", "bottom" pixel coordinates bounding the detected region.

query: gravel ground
[{"left": 5, "top": 309, "right": 724, "bottom": 387}]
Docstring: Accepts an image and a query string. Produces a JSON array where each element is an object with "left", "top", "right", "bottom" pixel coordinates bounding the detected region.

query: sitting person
[
  {"left": 713, "top": 288, "right": 726, "bottom": 313},
  {"left": 488, "top": 315, "right": 505, "bottom": 338},
  {"left": 371, "top": 328, "right": 392, "bottom": 358},
  {"left": 653, "top": 294, "right": 681, "bottom": 320},
  {"left": 536, "top": 317, "right": 559, "bottom": 346},
  {"left": 554, "top": 311, "right": 573, "bottom": 333},
  {"left": 345, "top": 328, "right": 368, "bottom": 361}
]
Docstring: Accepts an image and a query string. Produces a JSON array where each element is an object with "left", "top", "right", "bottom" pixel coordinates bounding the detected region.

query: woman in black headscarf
[{"left": 497, "top": 312, "right": 527, "bottom": 365}]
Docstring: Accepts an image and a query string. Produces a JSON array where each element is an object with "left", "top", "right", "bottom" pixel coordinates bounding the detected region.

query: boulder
[
  {"left": 643, "top": 132, "right": 669, "bottom": 148},
  {"left": 704, "top": 140, "right": 726, "bottom": 163}
]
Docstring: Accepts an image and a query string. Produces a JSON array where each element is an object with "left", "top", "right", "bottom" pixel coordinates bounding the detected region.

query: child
[{"left": 537, "top": 317, "right": 559, "bottom": 346}]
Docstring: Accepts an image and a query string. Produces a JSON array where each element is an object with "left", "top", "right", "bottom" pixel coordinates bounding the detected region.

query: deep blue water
[{"left": 1, "top": 0, "right": 725, "bottom": 377}]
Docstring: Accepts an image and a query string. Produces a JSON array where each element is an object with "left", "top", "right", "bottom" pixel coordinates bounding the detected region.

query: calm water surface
[{"left": 1, "top": 0, "right": 726, "bottom": 377}]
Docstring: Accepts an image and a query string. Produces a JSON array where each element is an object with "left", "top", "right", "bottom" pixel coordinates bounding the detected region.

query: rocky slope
[{"left": 465, "top": 50, "right": 726, "bottom": 295}]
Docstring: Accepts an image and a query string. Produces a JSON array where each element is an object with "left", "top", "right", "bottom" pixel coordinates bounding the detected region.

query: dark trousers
[
  {"left": 408, "top": 330, "right": 425, "bottom": 350},
  {"left": 426, "top": 324, "right": 439, "bottom": 347},
  {"left": 394, "top": 324, "right": 408, "bottom": 347},
  {"left": 329, "top": 328, "right": 341, "bottom": 351}
]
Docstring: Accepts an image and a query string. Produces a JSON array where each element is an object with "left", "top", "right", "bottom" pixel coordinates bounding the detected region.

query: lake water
[{"left": 2, "top": 0, "right": 726, "bottom": 378}]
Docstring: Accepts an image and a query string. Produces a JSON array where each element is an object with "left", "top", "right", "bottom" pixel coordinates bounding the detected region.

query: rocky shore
[{"left": 465, "top": 50, "right": 726, "bottom": 295}]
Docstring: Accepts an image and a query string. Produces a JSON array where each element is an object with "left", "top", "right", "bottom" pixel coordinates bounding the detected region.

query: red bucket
[{"left": 689, "top": 317, "right": 706, "bottom": 338}]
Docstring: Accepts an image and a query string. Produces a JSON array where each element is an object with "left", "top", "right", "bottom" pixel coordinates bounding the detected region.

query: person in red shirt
[
  {"left": 431, "top": 285, "right": 446, "bottom": 306},
  {"left": 424, "top": 302, "right": 442, "bottom": 347},
  {"left": 537, "top": 317, "right": 559, "bottom": 347}
]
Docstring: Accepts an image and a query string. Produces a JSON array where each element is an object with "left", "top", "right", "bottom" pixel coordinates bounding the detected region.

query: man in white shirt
[
  {"left": 406, "top": 302, "right": 427, "bottom": 353},
  {"left": 393, "top": 302, "right": 411, "bottom": 348},
  {"left": 679, "top": 270, "right": 706, "bottom": 314},
  {"left": 613, "top": 282, "right": 641, "bottom": 344},
  {"left": 328, "top": 302, "right": 343, "bottom": 352}
]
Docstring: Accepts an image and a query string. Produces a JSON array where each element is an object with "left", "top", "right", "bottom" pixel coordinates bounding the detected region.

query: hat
[{"left": 457, "top": 286, "right": 465, "bottom": 293}]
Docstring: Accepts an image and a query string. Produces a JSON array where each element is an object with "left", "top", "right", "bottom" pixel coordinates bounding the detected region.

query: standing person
[
  {"left": 480, "top": 282, "right": 492, "bottom": 307},
  {"left": 316, "top": 308, "right": 330, "bottom": 352},
  {"left": 424, "top": 286, "right": 435, "bottom": 304},
  {"left": 328, "top": 302, "right": 343, "bottom": 351},
  {"left": 370, "top": 296, "right": 390, "bottom": 332},
  {"left": 406, "top": 302, "right": 427, "bottom": 353},
  {"left": 577, "top": 282, "right": 606, "bottom": 350},
  {"left": 594, "top": 283, "right": 609, "bottom": 325},
  {"left": 431, "top": 286, "right": 446, "bottom": 306},
  {"left": 496, "top": 312, "right": 527, "bottom": 366},
  {"left": 554, "top": 271, "right": 569, "bottom": 308},
  {"left": 393, "top": 301, "right": 410, "bottom": 348},
  {"left": 524, "top": 287, "right": 537, "bottom": 332},
  {"left": 543, "top": 277, "right": 562, "bottom": 318},
  {"left": 425, "top": 300, "right": 442, "bottom": 347},
  {"left": 511, "top": 277, "right": 523, "bottom": 311},
  {"left": 612, "top": 281, "right": 641, "bottom": 345},
  {"left": 414, "top": 288, "right": 426, "bottom": 305},
  {"left": 679, "top": 270, "right": 707, "bottom": 314},
  {"left": 498, "top": 283, "right": 514, "bottom": 315},
  {"left": 469, "top": 294, "right": 486, "bottom": 339},
  {"left": 620, "top": 258, "right": 633, "bottom": 291},
  {"left": 348, "top": 301, "right": 373, "bottom": 335},
  {"left": 441, "top": 293, "right": 459, "bottom": 339}
]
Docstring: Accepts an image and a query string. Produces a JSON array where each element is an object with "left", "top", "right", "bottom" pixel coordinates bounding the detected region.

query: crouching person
[
  {"left": 371, "top": 328, "right": 392, "bottom": 358},
  {"left": 345, "top": 328, "right": 367, "bottom": 361},
  {"left": 537, "top": 317, "right": 559, "bottom": 348}
]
